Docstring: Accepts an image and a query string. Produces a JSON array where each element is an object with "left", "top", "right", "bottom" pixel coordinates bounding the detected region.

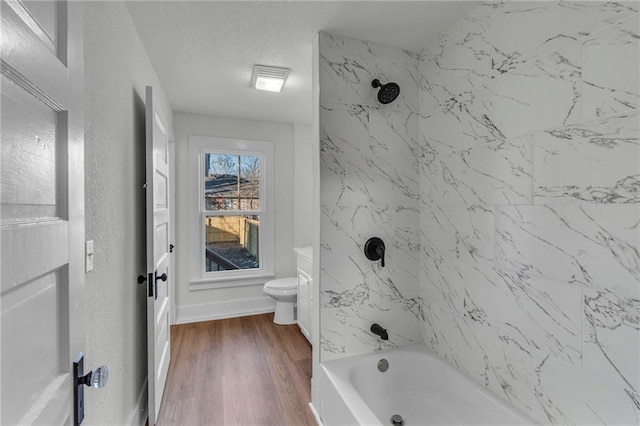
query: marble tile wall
[
  {"left": 318, "top": 32, "right": 421, "bottom": 361},
  {"left": 419, "top": 2, "right": 640, "bottom": 424}
]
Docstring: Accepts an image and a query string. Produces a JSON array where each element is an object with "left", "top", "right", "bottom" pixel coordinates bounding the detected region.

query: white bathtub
[{"left": 316, "top": 344, "right": 538, "bottom": 426}]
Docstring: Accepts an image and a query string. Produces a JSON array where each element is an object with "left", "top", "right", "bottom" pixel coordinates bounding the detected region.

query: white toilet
[{"left": 263, "top": 277, "right": 297, "bottom": 325}]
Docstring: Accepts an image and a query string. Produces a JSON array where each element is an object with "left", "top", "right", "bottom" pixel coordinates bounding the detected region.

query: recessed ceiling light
[{"left": 251, "top": 65, "right": 290, "bottom": 93}]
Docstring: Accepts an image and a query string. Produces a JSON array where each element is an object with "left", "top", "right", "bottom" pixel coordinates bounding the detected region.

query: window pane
[
  {"left": 205, "top": 215, "right": 260, "bottom": 272},
  {"left": 204, "top": 153, "right": 260, "bottom": 211}
]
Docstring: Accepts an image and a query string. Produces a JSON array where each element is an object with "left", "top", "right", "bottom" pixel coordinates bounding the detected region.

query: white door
[
  {"left": 1, "top": 0, "right": 85, "bottom": 425},
  {"left": 145, "top": 85, "right": 171, "bottom": 425}
]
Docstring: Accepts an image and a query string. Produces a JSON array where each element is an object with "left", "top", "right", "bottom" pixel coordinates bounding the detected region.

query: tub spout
[{"left": 371, "top": 323, "right": 388, "bottom": 340}]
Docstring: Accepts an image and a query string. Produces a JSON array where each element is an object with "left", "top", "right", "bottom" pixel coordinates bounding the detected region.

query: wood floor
[{"left": 157, "top": 313, "right": 316, "bottom": 426}]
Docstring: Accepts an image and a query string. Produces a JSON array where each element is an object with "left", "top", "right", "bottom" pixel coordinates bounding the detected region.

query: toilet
[{"left": 263, "top": 277, "right": 297, "bottom": 325}]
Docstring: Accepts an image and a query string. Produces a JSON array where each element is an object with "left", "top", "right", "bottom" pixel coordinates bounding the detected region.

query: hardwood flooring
[{"left": 157, "top": 313, "right": 316, "bottom": 426}]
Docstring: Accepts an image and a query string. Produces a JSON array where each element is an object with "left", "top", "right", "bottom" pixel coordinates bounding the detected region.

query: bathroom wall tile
[
  {"left": 481, "top": 1, "right": 638, "bottom": 75},
  {"left": 465, "top": 270, "right": 583, "bottom": 365},
  {"left": 421, "top": 303, "right": 534, "bottom": 414},
  {"left": 583, "top": 13, "right": 640, "bottom": 120},
  {"left": 533, "top": 111, "right": 640, "bottom": 204},
  {"left": 534, "top": 350, "right": 640, "bottom": 425},
  {"left": 420, "top": 205, "right": 494, "bottom": 314},
  {"left": 369, "top": 108, "right": 419, "bottom": 163},
  {"left": 319, "top": 33, "right": 420, "bottom": 112},
  {"left": 320, "top": 252, "right": 368, "bottom": 309},
  {"left": 390, "top": 205, "right": 420, "bottom": 283},
  {"left": 346, "top": 155, "right": 419, "bottom": 206},
  {"left": 320, "top": 204, "right": 393, "bottom": 259},
  {"left": 419, "top": 3, "right": 502, "bottom": 107},
  {"left": 320, "top": 31, "right": 418, "bottom": 67},
  {"left": 321, "top": 300, "right": 420, "bottom": 362},
  {"left": 472, "top": 42, "right": 582, "bottom": 140},
  {"left": 584, "top": 290, "right": 640, "bottom": 392},
  {"left": 420, "top": 2, "right": 638, "bottom": 110},
  {"left": 419, "top": 92, "right": 507, "bottom": 155},
  {"left": 421, "top": 137, "right": 532, "bottom": 206},
  {"left": 496, "top": 205, "right": 640, "bottom": 299},
  {"left": 421, "top": 42, "right": 582, "bottom": 155},
  {"left": 320, "top": 102, "right": 369, "bottom": 206}
]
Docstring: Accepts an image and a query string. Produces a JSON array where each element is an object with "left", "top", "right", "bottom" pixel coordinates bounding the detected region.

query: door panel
[
  {"left": 146, "top": 86, "right": 171, "bottom": 425},
  {"left": 1, "top": 0, "right": 84, "bottom": 425}
]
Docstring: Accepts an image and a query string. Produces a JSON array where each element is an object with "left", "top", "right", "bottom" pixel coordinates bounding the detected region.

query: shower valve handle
[{"left": 364, "top": 237, "right": 386, "bottom": 268}]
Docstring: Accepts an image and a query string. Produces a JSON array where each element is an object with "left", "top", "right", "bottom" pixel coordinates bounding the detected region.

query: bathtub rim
[{"left": 319, "top": 343, "right": 540, "bottom": 426}]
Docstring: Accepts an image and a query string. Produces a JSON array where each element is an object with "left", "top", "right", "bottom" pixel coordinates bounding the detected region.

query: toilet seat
[{"left": 264, "top": 277, "right": 297, "bottom": 291}]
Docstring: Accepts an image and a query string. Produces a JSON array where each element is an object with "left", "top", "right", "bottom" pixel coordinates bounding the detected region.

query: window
[{"left": 189, "top": 136, "right": 274, "bottom": 286}]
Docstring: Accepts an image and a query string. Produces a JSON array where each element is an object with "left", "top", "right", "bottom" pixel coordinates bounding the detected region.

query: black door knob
[{"left": 156, "top": 272, "right": 167, "bottom": 282}]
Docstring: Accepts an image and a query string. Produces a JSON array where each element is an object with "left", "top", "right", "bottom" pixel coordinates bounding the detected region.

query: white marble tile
[
  {"left": 496, "top": 205, "right": 640, "bottom": 299},
  {"left": 421, "top": 2, "right": 638, "bottom": 110},
  {"left": 421, "top": 303, "right": 534, "bottom": 414},
  {"left": 321, "top": 300, "right": 420, "bottom": 362},
  {"left": 391, "top": 205, "right": 420, "bottom": 281},
  {"left": 533, "top": 111, "right": 640, "bottom": 204},
  {"left": 320, "top": 252, "right": 368, "bottom": 308},
  {"left": 465, "top": 270, "right": 583, "bottom": 365},
  {"left": 421, "top": 136, "right": 533, "bottom": 206},
  {"left": 420, "top": 205, "right": 494, "bottom": 313},
  {"left": 320, "top": 102, "right": 369, "bottom": 206},
  {"left": 583, "top": 13, "right": 640, "bottom": 120},
  {"left": 472, "top": 42, "right": 582, "bottom": 139},
  {"left": 420, "top": 91, "right": 507, "bottom": 154},
  {"left": 320, "top": 204, "right": 393, "bottom": 259},
  {"left": 534, "top": 350, "right": 640, "bottom": 425},
  {"left": 584, "top": 290, "right": 640, "bottom": 392},
  {"left": 320, "top": 31, "right": 418, "bottom": 67},
  {"left": 319, "top": 33, "right": 419, "bottom": 111},
  {"left": 369, "top": 108, "right": 419, "bottom": 163},
  {"left": 346, "top": 155, "right": 419, "bottom": 206}
]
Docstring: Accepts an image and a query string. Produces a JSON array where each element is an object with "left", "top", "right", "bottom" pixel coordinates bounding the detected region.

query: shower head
[{"left": 372, "top": 79, "right": 400, "bottom": 104}]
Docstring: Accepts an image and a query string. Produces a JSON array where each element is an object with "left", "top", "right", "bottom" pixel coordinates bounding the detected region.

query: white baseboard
[
  {"left": 175, "top": 295, "right": 276, "bottom": 324},
  {"left": 309, "top": 402, "right": 323, "bottom": 426},
  {"left": 126, "top": 378, "right": 147, "bottom": 426}
]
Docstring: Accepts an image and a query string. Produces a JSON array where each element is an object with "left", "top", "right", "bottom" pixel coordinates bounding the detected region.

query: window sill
[{"left": 189, "top": 273, "right": 275, "bottom": 291}]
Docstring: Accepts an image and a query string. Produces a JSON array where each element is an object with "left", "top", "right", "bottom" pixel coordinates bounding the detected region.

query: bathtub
[{"left": 316, "top": 344, "right": 538, "bottom": 426}]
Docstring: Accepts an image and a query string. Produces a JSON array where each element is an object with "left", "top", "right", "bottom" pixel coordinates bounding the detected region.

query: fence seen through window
[{"left": 204, "top": 153, "right": 261, "bottom": 272}]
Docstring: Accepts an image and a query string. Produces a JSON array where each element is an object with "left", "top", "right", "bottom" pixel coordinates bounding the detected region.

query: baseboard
[
  {"left": 126, "top": 378, "right": 147, "bottom": 426},
  {"left": 309, "top": 402, "right": 323, "bottom": 426},
  {"left": 175, "top": 295, "right": 276, "bottom": 324}
]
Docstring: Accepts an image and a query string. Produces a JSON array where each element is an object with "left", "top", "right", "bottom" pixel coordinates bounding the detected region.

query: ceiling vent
[{"left": 250, "top": 65, "right": 291, "bottom": 93}]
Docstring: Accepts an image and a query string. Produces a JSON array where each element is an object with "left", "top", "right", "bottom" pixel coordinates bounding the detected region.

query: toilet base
[{"left": 273, "top": 300, "right": 296, "bottom": 325}]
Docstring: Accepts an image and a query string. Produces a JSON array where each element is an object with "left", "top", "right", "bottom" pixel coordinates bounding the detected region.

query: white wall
[
  {"left": 294, "top": 123, "right": 313, "bottom": 248},
  {"left": 84, "top": 2, "right": 174, "bottom": 424},
  {"left": 173, "top": 112, "right": 296, "bottom": 324}
]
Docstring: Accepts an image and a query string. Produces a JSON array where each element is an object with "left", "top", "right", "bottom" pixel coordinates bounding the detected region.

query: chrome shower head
[{"left": 372, "top": 79, "right": 400, "bottom": 104}]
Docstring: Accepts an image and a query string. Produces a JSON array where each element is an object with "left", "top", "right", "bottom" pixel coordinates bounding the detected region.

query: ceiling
[{"left": 126, "top": 1, "right": 478, "bottom": 124}]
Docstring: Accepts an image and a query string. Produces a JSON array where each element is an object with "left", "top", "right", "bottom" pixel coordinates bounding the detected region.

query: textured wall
[
  {"left": 318, "top": 33, "right": 422, "bottom": 361},
  {"left": 419, "top": 2, "right": 640, "bottom": 424},
  {"left": 84, "top": 2, "right": 174, "bottom": 424}
]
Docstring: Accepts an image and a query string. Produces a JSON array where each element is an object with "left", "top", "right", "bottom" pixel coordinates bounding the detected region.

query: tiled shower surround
[{"left": 319, "top": 2, "right": 640, "bottom": 424}]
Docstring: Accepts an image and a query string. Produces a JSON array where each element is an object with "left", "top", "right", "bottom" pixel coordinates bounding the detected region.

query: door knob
[
  {"left": 73, "top": 353, "right": 108, "bottom": 426},
  {"left": 156, "top": 272, "right": 167, "bottom": 282}
]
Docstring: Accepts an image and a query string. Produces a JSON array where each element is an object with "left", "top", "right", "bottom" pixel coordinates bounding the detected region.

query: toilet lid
[{"left": 264, "top": 277, "right": 297, "bottom": 290}]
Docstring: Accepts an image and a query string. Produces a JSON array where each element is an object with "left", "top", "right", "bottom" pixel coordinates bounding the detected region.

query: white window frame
[{"left": 188, "top": 135, "right": 274, "bottom": 289}]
